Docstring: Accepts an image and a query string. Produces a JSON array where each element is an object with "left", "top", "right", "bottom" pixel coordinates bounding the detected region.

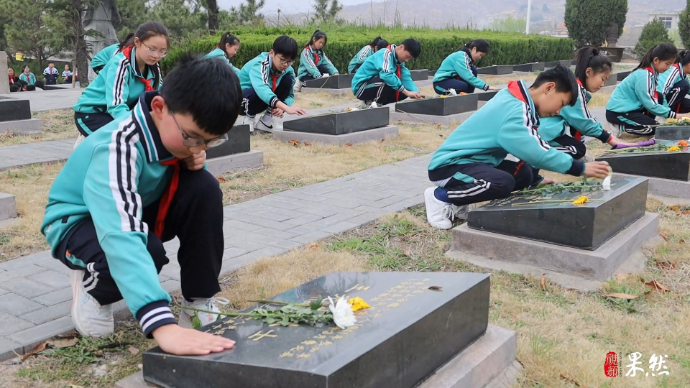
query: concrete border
[
  {"left": 390, "top": 110, "right": 473, "bottom": 126},
  {"left": 272, "top": 125, "right": 399, "bottom": 145},
  {"left": 206, "top": 150, "right": 264, "bottom": 176},
  {"left": 0, "top": 118, "right": 42, "bottom": 134},
  {"left": 115, "top": 324, "right": 519, "bottom": 388},
  {"left": 450, "top": 212, "right": 659, "bottom": 284},
  {"left": 0, "top": 192, "right": 18, "bottom": 221},
  {"left": 615, "top": 173, "right": 690, "bottom": 199}
]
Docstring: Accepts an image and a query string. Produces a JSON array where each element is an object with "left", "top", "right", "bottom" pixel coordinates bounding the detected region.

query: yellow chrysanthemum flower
[
  {"left": 668, "top": 146, "right": 681, "bottom": 152},
  {"left": 348, "top": 297, "right": 371, "bottom": 312},
  {"left": 572, "top": 196, "right": 589, "bottom": 205}
]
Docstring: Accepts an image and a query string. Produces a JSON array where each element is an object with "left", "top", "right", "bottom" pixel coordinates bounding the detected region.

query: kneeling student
[{"left": 425, "top": 65, "right": 611, "bottom": 229}]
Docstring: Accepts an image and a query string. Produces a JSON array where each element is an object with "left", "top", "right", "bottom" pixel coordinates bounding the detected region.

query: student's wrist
[{"left": 567, "top": 160, "right": 585, "bottom": 176}]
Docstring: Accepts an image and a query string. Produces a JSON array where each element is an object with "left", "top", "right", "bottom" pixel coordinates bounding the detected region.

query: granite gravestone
[
  {"left": 467, "top": 177, "right": 648, "bottom": 249},
  {"left": 409, "top": 69, "right": 428, "bottom": 81},
  {"left": 597, "top": 150, "right": 690, "bottom": 181},
  {"left": 205, "top": 124, "right": 250, "bottom": 159},
  {"left": 477, "top": 65, "right": 513, "bottom": 75},
  {"left": 654, "top": 126, "right": 690, "bottom": 141},
  {"left": 616, "top": 70, "right": 632, "bottom": 82},
  {"left": 283, "top": 107, "right": 389, "bottom": 135},
  {"left": 477, "top": 90, "right": 499, "bottom": 101},
  {"left": 0, "top": 52, "right": 9, "bottom": 94},
  {"left": 394, "top": 94, "right": 478, "bottom": 116},
  {"left": 0, "top": 98, "right": 31, "bottom": 122},
  {"left": 143, "top": 272, "right": 490, "bottom": 388},
  {"left": 604, "top": 75, "right": 618, "bottom": 86},
  {"left": 513, "top": 62, "right": 545, "bottom": 72},
  {"left": 303, "top": 74, "right": 355, "bottom": 89}
]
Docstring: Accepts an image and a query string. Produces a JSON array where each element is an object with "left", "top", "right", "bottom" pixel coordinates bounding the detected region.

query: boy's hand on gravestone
[
  {"left": 182, "top": 151, "right": 206, "bottom": 171},
  {"left": 271, "top": 107, "right": 285, "bottom": 118},
  {"left": 583, "top": 161, "right": 610, "bottom": 179},
  {"left": 153, "top": 324, "right": 236, "bottom": 355},
  {"left": 284, "top": 106, "right": 307, "bottom": 116},
  {"left": 404, "top": 90, "right": 424, "bottom": 99}
]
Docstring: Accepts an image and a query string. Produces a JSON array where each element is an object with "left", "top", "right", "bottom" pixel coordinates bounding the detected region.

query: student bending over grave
[
  {"left": 205, "top": 31, "right": 241, "bottom": 75},
  {"left": 433, "top": 39, "right": 496, "bottom": 95},
  {"left": 348, "top": 36, "right": 388, "bottom": 74},
  {"left": 41, "top": 56, "right": 240, "bottom": 356},
  {"left": 73, "top": 22, "right": 168, "bottom": 138},
  {"left": 539, "top": 47, "right": 635, "bottom": 159},
  {"left": 424, "top": 65, "right": 611, "bottom": 230},
  {"left": 296, "top": 30, "right": 339, "bottom": 91},
  {"left": 351, "top": 38, "right": 425, "bottom": 107},
  {"left": 238, "top": 35, "right": 307, "bottom": 132},
  {"left": 658, "top": 49, "right": 690, "bottom": 114},
  {"left": 90, "top": 33, "right": 136, "bottom": 75},
  {"left": 606, "top": 43, "right": 690, "bottom": 136}
]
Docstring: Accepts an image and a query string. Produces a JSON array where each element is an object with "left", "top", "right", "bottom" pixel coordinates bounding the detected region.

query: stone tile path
[
  {"left": 0, "top": 153, "right": 432, "bottom": 360},
  {"left": 1, "top": 87, "right": 83, "bottom": 112}
]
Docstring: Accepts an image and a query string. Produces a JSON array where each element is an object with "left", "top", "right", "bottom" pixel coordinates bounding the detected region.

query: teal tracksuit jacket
[
  {"left": 606, "top": 67, "right": 676, "bottom": 118},
  {"left": 298, "top": 45, "right": 339, "bottom": 79},
  {"left": 238, "top": 52, "right": 295, "bottom": 108},
  {"left": 205, "top": 47, "right": 241, "bottom": 75},
  {"left": 351, "top": 44, "right": 419, "bottom": 97},
  {"left": 433, "top": 49, "right": 489, "bottom": 91}
]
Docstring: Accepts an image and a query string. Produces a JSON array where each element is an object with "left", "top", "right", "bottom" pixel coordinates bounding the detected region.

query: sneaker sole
[{"left": 424, "top": 187, "right": 452, "bottom": 230}]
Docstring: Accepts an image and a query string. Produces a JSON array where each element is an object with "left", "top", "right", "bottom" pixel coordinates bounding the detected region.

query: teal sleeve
[
  {"left": 400, "top": 66, "right": 418, "bottom": 92},
  {"left": 322, "top": 53, "right": 339, "bottom": 74},
  {"left": 104, "top": 59, "right": 132, "bottom": 119},
  {"left": 497, "top": 115, "right": 583, "bottom": 176},
  {"left": 634, "top": 75, "right": 675, "bottom": 118},
  {"left": 249, "top": 61, "right": 280, "bottom": 108},
  {"left": 379, "top": 51, "right": 404, "bottom": 91},
  {"left": 454, "top": 54, "right": 488, "bottom": 90},
  {"left": 301, "top": 48, "right": 321, "bottom": 78},
  {"left": 560, "top": 98, "right": 610, "bottom": 142},
  {"left": 82, "top": 143, "right": 172, "bottom": 322}
]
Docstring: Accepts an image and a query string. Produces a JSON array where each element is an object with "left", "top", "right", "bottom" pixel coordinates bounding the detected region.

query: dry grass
[
  {"left": 589, "top": 90, "right": 613, "bottom": 109},
  {"left": 293, "top": 90, "right": 357, "bottom": 109},
  {"left": 0, "top": 109, "right": 77, "bottom": 146}
]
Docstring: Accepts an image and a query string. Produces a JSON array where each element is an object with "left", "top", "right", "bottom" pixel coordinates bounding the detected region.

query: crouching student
[
  {"left": 238, "top": 35, "right": 307, "bottom": 132},
  {"left": 351, "top": 38, "right": 425, "bottom": 106},
  {"left": 424, "top": 65, "right": 611, "bottom": 229},
  {"left": 296, "top": 30, "right": 339, "bottom": 89},
  {"left": 348, "top": 36, "right": 388, "bottom": 74},
  {"left": 205, "top": 32, "right": 241, "bottom": 75},
  {"left": 539, "top": 47, "right": 634, "bottom": 159},
  {"left": 433, "top": 39, "right": 495, "bottom": 95},
  {"left": 606, "top": 43, "right": 690, "bottom": 135},
  {"left": 41, "top": 56, "right": 240, "bottom": 355},
  {"left": 658, "top": 49, "right": 690, "bottom": 114}
]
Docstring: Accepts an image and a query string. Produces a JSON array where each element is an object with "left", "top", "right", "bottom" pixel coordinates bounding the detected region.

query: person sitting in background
[
  {"left": 8, "top": 68, "right": 25, "bottom": 92},
  {"left": 44, "top": 63, "right": 59, "bottom": 85},
  {"left": 19, "top": 65, "right": 44, "bottom": 91},
  {"left": 62, "top": 64, "right": 73, "bottom": 83}
]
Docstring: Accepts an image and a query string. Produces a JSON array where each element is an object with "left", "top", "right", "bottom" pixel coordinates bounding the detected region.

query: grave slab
[
  {"left": 205, "top": 124, "right": 250, "bottom": 159},
  {"left": 654, "top": 126, "right": 690, "bottom": 141},
  {"left": 596, "top": 151, "right": 690, "bottom": 181},
  {"left": 409, "top": 69, "right": 429, "bottom": 81},
  {"left": 283, "top": 107, "right": 389, "bottom": 135},
  {"left": 477, "top": 65, "right": 513, "bottom": 75},
  {"left": 604, "top": 75, "right": 618, "bottom": 86},
  {"left": 477, "top": 90, "right": 499, "bottom": 101},
  {"left": 303, "top": 73, "right": 355, "bottom": 89},
  {"left": 0, "top": 193, "right": 17, "bottom": 221},
  {"left": 615, "top": 172, "right": 690, "bottom": 199},
  {"left": 452, "top": 212, "right": 659, "bottom": 281},
  {"left": 544, "top": 60, "right": 572, "bottom": 68},
  {"left": 0, "top": 118, "right": 43, "bottom": 134},
  {"left": 390, "top": 110, "right": 472, "bottom": 126},
  {"left": 274, "top": 125, "right": 398, "bottom": 145},
  {"left": 617, "top": 70, "right": 632, "bottom": 82},
  {"left": 467, "top": 177, "right": 648, "bottom": 250},
  {"left": 395, "top": 94, "right": 478, "bottom": 116},
  {"left": 206, "top": 150, "right": 263, "bottom": 176},
  {"left": 512, "top": 62, "right": 545, "bottom": 72},
  {"left": 0, "top": 97, "right": 31, "bottom": 122},
  {"left": 142, "top": 272, "right": 490, "bottom": 388}
]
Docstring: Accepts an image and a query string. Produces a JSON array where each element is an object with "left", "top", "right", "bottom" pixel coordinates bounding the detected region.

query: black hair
[
  {"left": 218, "top": 32, "right": 240, "bottom": 49},
  {"left": 22, "top": 65, "right": 30, "bottom": 72},
  {"left": 457, "top": 39, "right": 490, "bottom": 54},
  {"left": 574, "top": 47, "right": 612, "bottom": 85},
  {"left": 530, "top": 65, "right": 579, "bottom": 106},
  {"left": 636, "top": 43, "right": 677, "bottom": 70},
  {"left": 400, "top": 38, "right": 421, "bottom": 58},
  {"left": 273, "top": 35, "right": 299, "bottom": 60},
  {"left": 118, "top": 33, "right": 135, "bottom": 51},
  {"left": 369, "top": 36, "right": 383, "bottom": 47},
  {"left": 678, "top": 49, "right": 690, "bottom": 66},
  {"left": 308, "top": 30, "right": 328, "bottom": 47},
  {"left": 161, "top": 54, "right": 241, "bottom": 136},
  {"left": 375, "top": 39, "right": 389, "bottom": 51},
  {"left": 135, "top": 21, "right": 170, "bottom": 48}
]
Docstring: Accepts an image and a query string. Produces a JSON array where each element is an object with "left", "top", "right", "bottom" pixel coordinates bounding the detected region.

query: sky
[{"left": 218, "top": 0, "right": 367, "bottom": 15}]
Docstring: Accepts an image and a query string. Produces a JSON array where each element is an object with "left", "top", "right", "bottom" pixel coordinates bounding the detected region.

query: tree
[
  {"left": 565, "top": 0, "right": 627, "bottom": 47},
  {"left": 229, "top": 0, "right": 265, "bottom": 25},
  {"left": 679, "top": 0, "right": 690, "bottom": 49},
  {"left": 148, "top": 0, "right": 208, "bottom": 43},
  {"left": 115, "top": 0, "right": 149, "bottom": 39},
  {"left": 634, "top": 19, "right": 673, "bottom": 58},
  {"left": 203, "top": 0, "right": 220, "bottom": 33},
  {"left": 313, "top": 0, "right": 342, "bottom": 22}
]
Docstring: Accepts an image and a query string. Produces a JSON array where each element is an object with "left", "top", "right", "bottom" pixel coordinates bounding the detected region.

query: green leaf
[
  {"left": 192, "top": 314, "right": 202, "bottom": 330},
  {"left": 310, "top": 297, "right": 323, "bottom": 311}
]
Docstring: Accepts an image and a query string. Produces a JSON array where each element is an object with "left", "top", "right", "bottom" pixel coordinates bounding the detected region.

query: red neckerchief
[
  {"left": 388, "top": 45, "right": 402, "bottom": 101},
  {"left": 572, "top": 79, "right": 585, "bottom": 141},
  {"left": 271, "top": 73, "right": 279, "bottom": 91},
  {"left": 122, "top": 46, "right": 155, "bottom": 91},
  {"left": 307, "top": 45, "right": 320, "bottom": 66},
  {"left": 8, "top": 75, "right": 13, "bottom": 84},
  {"left": 155, "top": 158, "right": 181, "bottom": 238},
  {"left": 644, "top": 66, "right": 659, "bottom": 100}
]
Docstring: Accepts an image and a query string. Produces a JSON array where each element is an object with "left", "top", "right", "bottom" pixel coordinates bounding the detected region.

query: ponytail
[
  {"left": 118, "top": 33, "right": 135, "bottom": 51},
  {"left": 636, "top": 43, "right": 677, "bottom": 70},
  {"left": 369, "top": 36, "right": 382, "bottom": 48},
  {"left": 679, "top": 49, "right": 690, "bottom": 66},
  {"left": 456, "top": 39, "right": 490, "bottom": 54},
  {"left": 574, "top": 47, "right": 612, "bottom": 86},
  {"left": 218, "top": 31, "right": 240, "bottom": 49},
  {"left": 375, "top": 39, "right": 389, "bottom": 51}
]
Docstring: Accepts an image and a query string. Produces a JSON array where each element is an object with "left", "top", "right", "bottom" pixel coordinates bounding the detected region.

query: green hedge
[{"left": 161, "top": 26, "right": 575, "bottom": 74}]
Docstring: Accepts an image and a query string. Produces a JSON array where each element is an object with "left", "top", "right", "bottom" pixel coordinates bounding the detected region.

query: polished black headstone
[
  {"left": 0, "top": 97, "right": 31, "bottom": 122},
  {"left": 544, "top": 60, "right": 571, "bottom": 68},
  {"left": 477, "top": 90, "right": 499, "bottom": 101},
  {"left": 616, "top": 70, "right": 632, "bottom": 82},
  {"left": 205, "top": 124, "right": 250, "bottom": 159},
  {"left": 477, "top": 65, "right": 513, "bottom": 75},
  {"left": 303, "top": 73, "right": 355, "bottom": 89},
  {"left": 597, "top": 151, "right": 690, "bottom": 181},
  {"left": 283, "top": 107, "right": 389, "bottom": 135},
  {"left": 409, "top": 69, "right": 428, "bottom": 81},
  {"left": 143, "top": 272, "right": 490, "bottom": 388},
  {"left": 513, "top": 62, "right": 545, "bottom": 72},
  {"left": 467, "top": 177, "right": 648, "bottom": 249},
  {"left": 604, "top": 75, "right": 618, "bottom": 86},
  {"left": 654, "top": 126, "right": 690, "bottom": 141},
  {"left": 394, "top": 94, "right": 478, "bottom": 116}
]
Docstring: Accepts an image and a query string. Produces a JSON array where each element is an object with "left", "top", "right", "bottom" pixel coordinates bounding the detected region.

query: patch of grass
[{"left": 0, "top": 109, "right": 76, "bottom": 146}]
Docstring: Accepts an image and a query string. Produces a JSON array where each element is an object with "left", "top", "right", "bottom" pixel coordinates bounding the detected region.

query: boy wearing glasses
[
  {"left": 238, "top": 35, "right": 308, "bottom": 132},
  {"left": 73, "top": 21, "right": 169, "bottom": 137},
  {"left": 41, "top": 56, "right": 239, "bottom": 356}
]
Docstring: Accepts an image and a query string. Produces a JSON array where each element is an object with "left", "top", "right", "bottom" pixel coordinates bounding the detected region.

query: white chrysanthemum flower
[
  {"left": 328, "top": 296, "right": 356, "bottom": 329},
  {"left": 602, "top": 175, "right": 612, "bottom": 190}
]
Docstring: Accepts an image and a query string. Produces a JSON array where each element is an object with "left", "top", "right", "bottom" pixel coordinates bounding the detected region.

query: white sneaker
[
  {"left": 256, "top": 112, "right": 273, "bottom": 132},
  {"left": 294, "top": 79, "right": 303, "bottom": 92},
  {"left": 424, "top": 187, "right": 453, "bottom": 229},
  {"left": 243, "top": 115, "right": 256, "bottom": 132},
  {"left": 70, "top": 270, "right": 114, "bottom": 337},
  {"left": 178, "top": 297, "right": 230, "bottom": 329}
]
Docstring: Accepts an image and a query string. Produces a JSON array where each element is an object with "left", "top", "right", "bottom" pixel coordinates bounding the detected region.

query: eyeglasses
[
  {"left": 274, "top": 56, "right": 294, "bottom": 66},
  {"left": 170, "top": 112, "right": 228, "bottom": 148},
  {"left": 141, "top": 41, "right": 168, "bottom": 58}
]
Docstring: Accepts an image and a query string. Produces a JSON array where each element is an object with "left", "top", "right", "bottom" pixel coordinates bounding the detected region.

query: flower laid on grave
[
  {"left": 664, "top": 117, "right": 690, "bottom": 126},
  {"left": 329, "top": 296, "right": 357, "bottom": 329},
  {"left": 668, "top": 146, "right": 681, "bottom": 152},
  {"left": 516, "top": 177, "right": 603, "bottom": 196},
  {"left": 572, "top": 196, "right": 589, "bottom": 205},
  {"left": 348, "top": 296, "right": 371, "bottom": 311},
  {"left": 679, "top": 140, "right": 688, "bottom": 146}
]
